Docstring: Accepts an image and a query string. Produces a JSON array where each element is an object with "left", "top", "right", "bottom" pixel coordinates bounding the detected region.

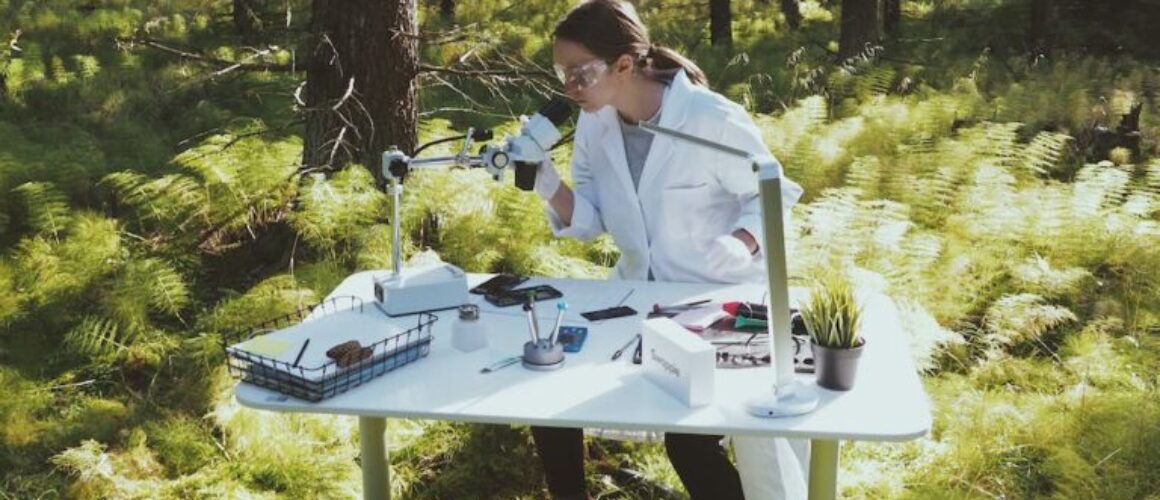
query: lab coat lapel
[
  {"left": 597, "top": 108, "right": 638, "bottom": 200},
  {"left": 637, "top": 71, "right": 695, "bottom": 195}
]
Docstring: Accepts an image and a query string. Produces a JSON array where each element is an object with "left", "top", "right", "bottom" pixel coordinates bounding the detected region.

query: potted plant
[{"left": 800, "top": 274, "right": 865, "bottom": 391}]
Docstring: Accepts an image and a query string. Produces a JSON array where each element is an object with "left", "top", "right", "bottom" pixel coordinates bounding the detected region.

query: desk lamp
[{"left": 638, "top": 122, "right": 819, "bottom": 418}]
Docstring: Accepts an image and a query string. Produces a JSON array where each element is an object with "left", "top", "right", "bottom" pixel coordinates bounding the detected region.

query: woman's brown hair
[{"left": 554, "top": 0, "right": 708, "bottom": 87}]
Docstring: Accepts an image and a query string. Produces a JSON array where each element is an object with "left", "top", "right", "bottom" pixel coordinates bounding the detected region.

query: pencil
[
  {"left": 292, "top": 338, "right": 310, "bottom": 367},
  {"left": 616, "top": 288, "right": 635, "bottom": 306}
]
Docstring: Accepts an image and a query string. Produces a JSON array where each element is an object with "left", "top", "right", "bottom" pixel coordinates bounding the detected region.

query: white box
[
  {"left": 373, "top": 263, "right": 469, "bottom": 316},
  {"left": 641, "top": 317, "right": 716, "bottom": 407}
]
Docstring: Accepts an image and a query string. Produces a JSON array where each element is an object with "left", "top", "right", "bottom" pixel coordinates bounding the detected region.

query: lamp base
[{"left": 744, "top": 380, "right": 819, "bottom": 418}]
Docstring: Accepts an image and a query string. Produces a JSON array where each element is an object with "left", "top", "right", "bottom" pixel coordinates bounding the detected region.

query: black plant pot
[{"left": 810, "top": 339, "right": 865, "bottom": 391}]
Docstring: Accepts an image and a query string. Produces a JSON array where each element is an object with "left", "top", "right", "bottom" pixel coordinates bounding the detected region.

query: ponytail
[{"left": 645, "top": 44, "right": 708, "bottom": 87}]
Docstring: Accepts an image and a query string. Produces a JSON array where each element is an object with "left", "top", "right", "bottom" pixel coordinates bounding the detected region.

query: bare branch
[
  {"left": 327, "top": 126, "right": 349, "bottom": 167},
  {"left": 125, "top": 37, "right": 299, "bottom": 73},
  {"left": 179, "top": 119, "right": 306, "bottom": 164},
  {"left": 418, "top": 63, "right": 552, "bottom": 78},
  {"left": 332, "top": 77, "right": 356, "bottom": 111}
]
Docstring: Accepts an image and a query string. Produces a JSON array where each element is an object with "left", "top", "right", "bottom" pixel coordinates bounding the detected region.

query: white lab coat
[
  {"left": 546, "top": 70, "right": 803, "bottom": 284},
  {"left": 547, "top": 70, "right": 809, "bottom": 500}
]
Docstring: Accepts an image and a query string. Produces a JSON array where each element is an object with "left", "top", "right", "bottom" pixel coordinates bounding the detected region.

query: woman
[{"left": 531, "top": 1, "right": 808, "bottom": 499}]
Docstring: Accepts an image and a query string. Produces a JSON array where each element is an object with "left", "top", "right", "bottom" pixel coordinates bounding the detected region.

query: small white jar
[{"left": 451, "top": 304, "right": 487, "bottom": 352}]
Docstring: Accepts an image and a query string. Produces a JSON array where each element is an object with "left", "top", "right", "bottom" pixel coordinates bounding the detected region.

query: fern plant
[{"left": 12, "top": 181, "right": 70, "bottom": 239}]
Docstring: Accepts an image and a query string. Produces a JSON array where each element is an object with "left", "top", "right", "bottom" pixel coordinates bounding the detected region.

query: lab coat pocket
[{"left": 658, "top": 183, "right": 713, "bottom": 246}]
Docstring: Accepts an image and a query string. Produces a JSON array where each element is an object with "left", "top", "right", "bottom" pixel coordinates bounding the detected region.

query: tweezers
[
  {"left": 611, "top": 333, "right": 641, "bottom": 361},
  {"left": 480, "top": 356, "right": 521, "bottom": 373}
]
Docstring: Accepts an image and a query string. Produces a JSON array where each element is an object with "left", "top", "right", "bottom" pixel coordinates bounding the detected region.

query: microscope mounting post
[{"left": 373, "top": 99, "right": 572, "bottom": 316}]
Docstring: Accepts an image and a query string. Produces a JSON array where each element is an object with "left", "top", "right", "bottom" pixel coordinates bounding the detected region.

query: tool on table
[
  {"left": 580, "top": 305, "right": 638, "bottom": 322},
  {"left": 733, "top": 315, "right": 767, "bottom": 330},
  {"left": 632, "top": 335, "right": 643, "bottom": 364},
  {"left": 548, "top": 301, "right": 567, "bottom": 345},
  {"left": 615, "top": 288, "right": 635, "bottom": 306},
  {"left": 481, "top": 356, "right": 521, "bottom": 373},
  {"left": 292, "top": 338, "right": 311, "bottom": 368},
  {"left": 650, "top": 298, "right": 713, "bottom": 318},
  {"left": 528, "top": 292, "right": 543, "bottom": 340},
  {"left": 611, "top": 333, "right": 642, "bottom": 361},
  {"left": 523, "top": 295, "right": 541, "bottom": 344},
  {"left": 727, "top": 308, "right": 808, "bottom": 335},
  {"left": 722, "top": 301, "right": 767, "bottom": 320}
]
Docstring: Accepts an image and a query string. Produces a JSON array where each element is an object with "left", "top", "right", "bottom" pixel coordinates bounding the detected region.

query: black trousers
[{"left": 530, "top": 426, "right": 744, "bottom": 500}]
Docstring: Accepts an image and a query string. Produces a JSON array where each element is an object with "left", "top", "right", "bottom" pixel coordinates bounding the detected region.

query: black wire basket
[{"left": 220, "top": 296, "right": 438, "bottom": 402}]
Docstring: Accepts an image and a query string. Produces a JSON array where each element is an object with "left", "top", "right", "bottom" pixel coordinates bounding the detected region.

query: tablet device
[
  {"left": 470, "top": 274, "right": 529, "bottom": 295},
  {"left": 483, "top": 284, "right": 563, "bottom": 307}
]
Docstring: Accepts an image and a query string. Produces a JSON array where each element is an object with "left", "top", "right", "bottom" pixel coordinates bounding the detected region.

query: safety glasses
[{"left": 553, "top": 58, "right": 609, "bottom": 92}]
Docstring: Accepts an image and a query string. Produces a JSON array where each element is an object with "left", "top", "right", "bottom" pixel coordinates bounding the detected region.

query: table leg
[
  {"left": 359, "top": 416, "right": 389, "bottom": 500},
  {"left": 808, "top": 439, "right": 839, "bottom": 500}
]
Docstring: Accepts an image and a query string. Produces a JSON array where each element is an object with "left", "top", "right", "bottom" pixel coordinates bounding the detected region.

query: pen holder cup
[{"left": 522, "top": 339, "right": 565, "bottom": 371}]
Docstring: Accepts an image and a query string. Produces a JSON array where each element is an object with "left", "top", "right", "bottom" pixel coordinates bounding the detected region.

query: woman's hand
[
  {"left": 534, "top": 158, "right": 562, "bottom": 200},
  {"left": 706, "top": 232, "right": 757, "bottom": 275}
]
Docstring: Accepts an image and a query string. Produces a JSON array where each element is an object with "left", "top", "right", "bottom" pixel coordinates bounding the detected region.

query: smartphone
[
  {"left": 580, "top": 305, "right": 638, "bottom": 322},
  {"left": 470, "top": 274, "right": 528, "bottom": 295},
  {"left": 557, "top": 326, "right": 588, "bottom": 353},
  {"left": 483, "top": 284, "right": 564, "bottom": 308}
]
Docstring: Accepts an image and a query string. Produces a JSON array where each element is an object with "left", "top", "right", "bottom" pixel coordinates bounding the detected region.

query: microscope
[{"left": 373, "top": 99, "right": 573, "bottom": 316}]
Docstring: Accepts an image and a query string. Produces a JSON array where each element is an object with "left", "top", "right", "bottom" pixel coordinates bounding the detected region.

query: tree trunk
[
  {"left": 782, "top": 0, "right": 802, "bottom": 29},
  {"left": 303, "top": 0, "right": 418, "bottom": 179},
  {"left": 440, "top": 0, "right": 454, "bottom": 19},
  {"left": 233, "top": 0, "right": 259, "bottom": 37},
  {"left": 710, "top": 0, "right": 733, "bottom": 48},
  {"left": 838, "top": 0, "right": 881, "bottom": 60},
  {"left": 883, "top": 0, "right": 900, "bottom": 35},
  {"left": 1029, "top": 0, "right": 1057, "bottom": 56}
]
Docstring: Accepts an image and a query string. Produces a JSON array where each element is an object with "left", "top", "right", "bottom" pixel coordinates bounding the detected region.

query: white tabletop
[{"left": 235, "top": 271, "right": 931, "bottom": 442}]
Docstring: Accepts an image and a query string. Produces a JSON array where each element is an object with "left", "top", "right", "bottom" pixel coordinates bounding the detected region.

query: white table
[{"left": 235, "top": 272, "right": 930, "bottom": 499}]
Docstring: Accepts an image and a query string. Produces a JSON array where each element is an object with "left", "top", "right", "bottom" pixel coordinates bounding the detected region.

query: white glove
[
  {"left": 533, "top": 158, "right": 562, "bottom": 200},
  {"left": 706, "top": 234, "right": 755, "bottom": 275}
]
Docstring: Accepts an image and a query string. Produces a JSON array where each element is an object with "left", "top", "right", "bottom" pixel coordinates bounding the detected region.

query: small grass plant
[{"left": 801, "top": 273, "right": 865, "bottom": 349}]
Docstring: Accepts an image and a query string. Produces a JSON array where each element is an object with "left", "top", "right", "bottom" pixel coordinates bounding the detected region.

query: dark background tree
[
  {"left": 233, "top": 0, "right": 261, "bottom": 38},
  {"left": 302, "top": 0, "right": 419, "bottom": 177},
  {"left": 783, "top": 0, "right": 802, "bottom": 29},
  {"left": 441, "top": 0, "right": 454, "bottom": 19},
  {"left": 1029, "top": 0, "right": 1058, "bottom": 56},
  {"left": 710, "top": 0, "right": 733, "bottom": 48},
  {"left": 883, "top": 0, "right": 900, "bottom": 35},
  {"left": 839, "top": 0, "right": 881, "bottom": 59}
]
